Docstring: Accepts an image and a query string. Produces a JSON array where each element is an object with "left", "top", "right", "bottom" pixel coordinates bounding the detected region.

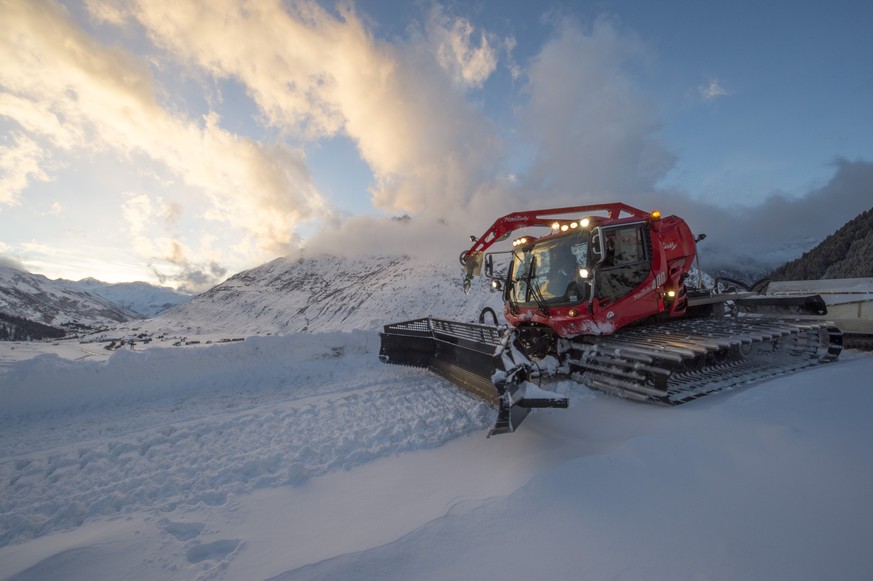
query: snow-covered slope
[
  {"left": 68, "top": 278, "right": 192, "bottom": 317},
  {"left": 1, "top": 331, "right": 872, "bottom": 580},
  {"left": 0, "top": 266, "right": 139, "bottom": 327},
  {"left": 703, "top": 237, "right": 820, "bottom": 285},
  {"left": 136, "top": 255, "right": 504, "bottom": 337}
]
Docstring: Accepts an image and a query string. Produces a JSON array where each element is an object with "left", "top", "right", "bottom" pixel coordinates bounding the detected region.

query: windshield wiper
[{"left": 524, "top": 256, "right": 550, "bottom": 316}]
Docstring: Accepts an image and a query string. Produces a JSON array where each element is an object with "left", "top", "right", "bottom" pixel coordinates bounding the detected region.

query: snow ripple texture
[{"left": 0, "top": 332, "right": 491, "bottom": 548}]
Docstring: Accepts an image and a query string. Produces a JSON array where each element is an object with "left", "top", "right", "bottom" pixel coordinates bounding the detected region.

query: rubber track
[{"left": 568, "top": 317, "right": 842, "bottom": 404}]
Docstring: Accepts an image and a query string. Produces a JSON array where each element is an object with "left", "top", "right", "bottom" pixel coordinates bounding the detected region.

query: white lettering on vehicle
[{"left": 631, "top": 271, "right": 667, "bottom": 301}]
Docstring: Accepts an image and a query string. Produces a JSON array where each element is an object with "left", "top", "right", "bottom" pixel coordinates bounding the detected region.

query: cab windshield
[{"left": 508, "top": 231, "right": 590, "bottom": 306}]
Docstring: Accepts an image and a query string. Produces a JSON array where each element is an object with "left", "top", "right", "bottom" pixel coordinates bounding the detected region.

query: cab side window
[{"left": 596, "top": 225, "right": 650, "bottom": 302}]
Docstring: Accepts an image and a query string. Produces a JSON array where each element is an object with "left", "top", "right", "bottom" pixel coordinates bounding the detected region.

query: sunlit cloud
[
  {"left": 13, "top": 240, "right": 153, "bottom": 283},
  {"left": 0, "top": 133, "right": 52, "bottom": 205},
  {"left": 1, "top": 0, "right": 523, "bottom": 277},
  {"left": 0, "top": 0, "right": 328, "bottom": 286},
  {"left": 120, "top": 193, "right": 227, "bottom": 291},
  {"left": 83, "top": 0, "right": 129, "bottom": 26},
  {"left": 305, "top": 14, "right": 678, "bottom": 260},
  {"left": 118, "top": 0, "right": 506, "bottom": 221},
  {"left": 426, "top": 5, "right": 505, "bottom": 89}
]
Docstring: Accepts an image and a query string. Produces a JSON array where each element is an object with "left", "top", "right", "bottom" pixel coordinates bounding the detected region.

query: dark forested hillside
[
  {"left": 0, "top": 313, "right": 66, "bottom": 341},
  {"left": 769, "top": 207, "right": 873, "bottom": 280}
]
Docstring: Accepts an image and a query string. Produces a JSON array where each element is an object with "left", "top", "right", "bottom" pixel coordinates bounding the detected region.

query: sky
[{"left": 1, "top": 0, "right": 871, "bottom": 291}]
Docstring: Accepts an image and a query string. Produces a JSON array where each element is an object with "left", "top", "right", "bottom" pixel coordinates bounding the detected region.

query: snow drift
[{"left": 1, "top": 329, "right": 873, "bottom": 580}]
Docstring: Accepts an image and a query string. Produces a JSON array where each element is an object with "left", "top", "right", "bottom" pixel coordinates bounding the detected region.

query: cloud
[
  {"left": 305, "top": 13, "right": 680, "bottom": 263},
  {"left": 2, "top": 0, "right": 515, "bottom": 280},
  {"left": 121, "top": 0, "right": 508, "bottom": 219},
  {"left": 306, "top": 8, "right": 873, "bottom": 278},
  {"left": 0, "top": 0, "right": 327, "bottom": 285},
  {"left": 120, "top": 193, "right": 228, "bottom": 291},
  {"left": 699, "top": 77, "right": 729, "bottom": 101},
  {"left": 648, "top": 158, "right": 873, "bottom": 275},
  {"left": 0, "top": 252, "right": 27, "bottom": 271},
  {"left": 0, "top": 133, "right": 52, "bottom": 205},
  {"left": 518, "top": 16, "right": 676, "bottom": 205},
  {"left": 83, "top": 0, "right": 130, "bottom": 26},
  {"left": 426, "top": 5, "right": 505, "bottom": 89}
]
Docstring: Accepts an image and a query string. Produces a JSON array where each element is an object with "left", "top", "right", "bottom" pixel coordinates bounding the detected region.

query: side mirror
[
  {"left": 462, "top": 251, "right": 484, "bottom": 294},
  {"left": 484, "top": 254, "right": 494, "bottom": 277},
  {"left": 463, "top": 251, "right": 484, "bottom": 277},
  {"left": 591, "top": 228, "right": 605, "bottom": 264}
]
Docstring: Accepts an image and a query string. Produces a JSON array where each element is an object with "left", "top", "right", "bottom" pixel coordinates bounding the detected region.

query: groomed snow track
[{"left": 571, "top": 317, "right": 843, "bottom": 404}]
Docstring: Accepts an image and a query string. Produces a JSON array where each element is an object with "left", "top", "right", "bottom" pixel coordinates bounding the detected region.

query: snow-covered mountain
[
  {"left": 135, "top": 254, "right": 504, "bottom": 337},
  {"left": 701, "top": 237, "right": 821, "bottom": 286},
  {"left": 0, "top": 266, "right": 140, "bottom": 328},
  {"left": 68, "top": 278, "right": 192, "bottom": 317}
]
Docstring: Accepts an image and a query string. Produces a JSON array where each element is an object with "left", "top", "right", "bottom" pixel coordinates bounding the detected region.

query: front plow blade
[
  {"left": 379, "top": 317, "right": 568, "bottom": 435},
  {"left": 490, "top": 375, "right": 569, "bottom": 436},
  {"left": 379, "top": 317, "right": 502, "bottom": 403}
]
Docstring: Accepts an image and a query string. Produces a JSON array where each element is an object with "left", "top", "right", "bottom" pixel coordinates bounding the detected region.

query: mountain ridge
[
  {"left": 131, "top": 254, "right": 504, "bottom": 337},
  {"left": 66, "top": 278, "right": 192, "bottom": 317},
  {"left": 768, "top": 207, "right": 873, "bottom": 281},
  {"left": 0, "top": 266, "right": 140, "bottom": 328},
  {"left": 0, "top": 267, "right": 192, "bottom": 338}
]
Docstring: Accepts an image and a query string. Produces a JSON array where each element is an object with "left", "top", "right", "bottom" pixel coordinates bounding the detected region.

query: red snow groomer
[{"left": 380, "top": 203, "right": 842, "bottom": 435}]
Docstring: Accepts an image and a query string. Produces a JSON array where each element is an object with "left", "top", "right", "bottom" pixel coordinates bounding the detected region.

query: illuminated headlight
[
  {"left": 666, "top": 289, "right": 676, "bottom": 298},
  {"left": 560, "top": 224, "right": 569, "bottom": 232},
  {"left": 512, "top": 237, "right": 528, "bottom": 247},
  {"left": 551, "top": 222, "right": 560, "bottom": 230},
  {"left": 578, "top": 268, "right": 590, "bottom": 279},
  {"left": 580, "top": 217, "right": 590, "bottom": 228},
  {"left": 570, "top": 222, "right": 578, "bottom": 229}
]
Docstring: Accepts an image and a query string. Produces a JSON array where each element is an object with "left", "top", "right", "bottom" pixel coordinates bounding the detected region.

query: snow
[
  {"left": 767, "top": 277, "right": 873, "bottom": 300},
  {"left": 66, "top": 279, "right": 192, "bottom": 318},
  {"left": 128, "top": 255, "right": 506, "bottom": 338},
  {"left": 2, "top": 332, "right": 873, "bottom": 580}
]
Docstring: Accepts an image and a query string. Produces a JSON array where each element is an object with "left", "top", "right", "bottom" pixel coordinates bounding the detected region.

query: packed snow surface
[{"left": 1, "top": 334, "right": 873, "bottom": 580}]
